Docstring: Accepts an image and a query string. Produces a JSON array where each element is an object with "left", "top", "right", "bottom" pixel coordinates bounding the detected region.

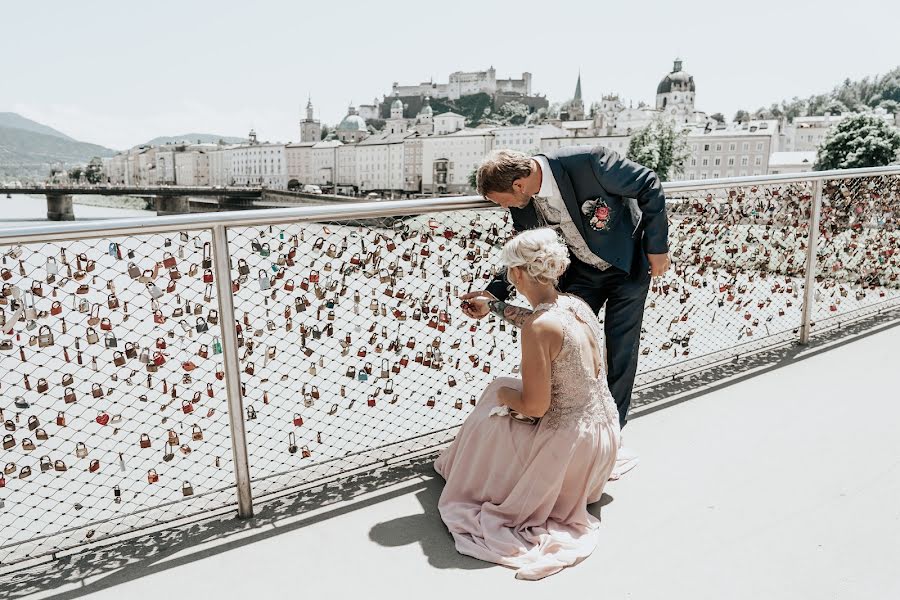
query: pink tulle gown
[{"left": 434, "top": 294, "right": 621, "bottom": 580}]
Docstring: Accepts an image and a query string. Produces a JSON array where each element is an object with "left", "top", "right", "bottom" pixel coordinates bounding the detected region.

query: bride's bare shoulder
[{"left": 522, "top": 310, "right": 565, "bottom": 346}]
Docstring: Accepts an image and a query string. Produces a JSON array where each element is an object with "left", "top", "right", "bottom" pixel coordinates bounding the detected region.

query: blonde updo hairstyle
[{"left": 500, "top": 228, "right": 571, "bottom": 287}]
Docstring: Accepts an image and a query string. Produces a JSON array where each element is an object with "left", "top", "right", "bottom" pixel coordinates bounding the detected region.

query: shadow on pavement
[{"left": 0, "top": 453, "right": 441, "bottom": 599}]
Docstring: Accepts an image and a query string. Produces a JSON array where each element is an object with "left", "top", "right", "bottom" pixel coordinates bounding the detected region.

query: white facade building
[
  {"left": 356, "top": 133, "right": 409, "bottom": 194},
  {"left": 311, "top": 140, "right": 342, "bottom": 187},
  {"left": 783, "top": 114, "right": 846, "bottom": 152},
  {"left": 285, "top": 142, "right": 316, "bottom": 188},
  {"left": 434, "top": 112, "right": 466, "bottom": 135},
  {"left": 768, "top": 151, "right": 817, "bottom": 174},
  {"left": 492, "top": 124, "right": 569, "bottom": 154},
  {"left": 681, "top": 128, "right": 775, "bottom": 180},
  {"left": 228, "top": 132, "right": 287, "bottom": 188},
  {"left": 540, "top": 136, "right": 631, "bottom": 156},
  {"left": 335, "top": 143, "right": 357, "bottom": 193},
  {"left": 422, "top": 129, "right": 495, "bottom": 194},
  {"left": 208, "top": 145, "right": 237, "bottom": 186}
]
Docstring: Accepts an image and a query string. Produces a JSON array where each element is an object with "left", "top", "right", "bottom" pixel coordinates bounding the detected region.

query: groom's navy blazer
[{"left": 486, "top": 145, "right": 669, "bottom": 301}]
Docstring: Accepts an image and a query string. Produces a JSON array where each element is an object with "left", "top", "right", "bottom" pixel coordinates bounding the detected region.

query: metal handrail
[
  {"left": 0, "top": 197, "right": 490, "bottom": 245},
  {"left": 660, "top": 164, "right": 900, "bottom": 193},
  {"left": 2, "top": 165, "right": 899, "bottom": 246}
]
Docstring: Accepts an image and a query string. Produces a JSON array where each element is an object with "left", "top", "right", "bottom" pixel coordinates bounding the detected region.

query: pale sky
[{"left": 2, "top": 0, "right": 897, "bottom": 150}]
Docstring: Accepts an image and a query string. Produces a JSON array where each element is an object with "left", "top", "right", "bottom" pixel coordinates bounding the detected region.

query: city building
[
  {"left": 208, "top": 144, "right": 236, "bottom": 186},
  {"left": 414, "top": 98, "right": 434, "bottom": 135},
  {"left": 768, "top": 151, "right": 817, "bottom": 174},
  {"left": 540, "top": 135, "right": 631, "bottom": 156},
  {"left": 285, "top": 142, "right": 317, "bottom": 189},
  {"left": 335, "top": 143, "right": 357, "bottom": 194},
  {"left": 310, "top": 139, "right": 343, "bottom": 188},
  {"left": 335, "top": 105, "right": 369, "bottom": 143},
  {"left": 228, "top": 130, "right": 287, "bottom": 188},
  {"left": 392, "top": 66, "right": 532, "bottom": 100},
  {"left": 386, "top": 95, "right": 411, "bottom": 135},
  {"left": 356, "top": 132, "right": 411, "bottom": 195},
  {"left": 154, "top": 143, "right": 215, "bottom": 186},
  {"left": 681, "top": 122, "right": 778, "bottom": 180},
  {"left": 559, "top": 73, "right": 585, "bottom": 122},
  {"left": 434, "top": 112, "right": 466, "bottom": 135},
  {"left": 492, "top": 124, "right": 569, "bottom": 154},
  {"left": 656, "top": 58, "right": 697, "bottom": 125},
  {"left": 421, "top": 128, "right": 494, "bottom": 194},
  {"left": 402, "top": 133, "right": 425, "bottom": 194},
  {"left": 300, "top": 98, "right": 322, "bottom": 143}
]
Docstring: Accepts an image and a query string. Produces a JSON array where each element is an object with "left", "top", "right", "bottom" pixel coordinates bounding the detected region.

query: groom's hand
[
  {"left": 648, "top": 252, "right": 671, "bottom": 277},
  {"left": 459, "top": 290, "right": 496, "bottom": 320}
]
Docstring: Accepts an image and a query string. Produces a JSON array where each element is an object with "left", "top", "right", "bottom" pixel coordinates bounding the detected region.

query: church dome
[
  {"left": 338, "top": 106, "right": 367, "bottom": 131},
  {"left": 657, "top": 59, "right": 695, "bottom": 94},
  {"left": 419, "top": 97, "right": 433, "bottom": 117},
  {"left": 338, "top": 115, "right": 367, "bottom": 131},
  {"left": 391, "top": 98, "right": 403, "bottom": 110}
]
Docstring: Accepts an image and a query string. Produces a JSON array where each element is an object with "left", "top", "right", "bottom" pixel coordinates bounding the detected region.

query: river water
[{"left": 0, "top": 194, "right": 152, "bottom": 228}]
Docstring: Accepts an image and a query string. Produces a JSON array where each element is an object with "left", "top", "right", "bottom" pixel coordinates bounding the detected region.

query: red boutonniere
[{"left": 584, "top": 199, "right": 612, "bottom": 231}]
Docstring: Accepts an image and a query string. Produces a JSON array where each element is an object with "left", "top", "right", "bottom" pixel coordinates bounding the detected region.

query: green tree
[
  {"left": 879, "top": 99, "right": 899, "bottom": 114},
  {"left": 85, "top": 157, "right": 103, "bottom": 184},
  {"left": 497, "top": 101, "right": 529, "bottom": 126},
  {"left": 468, "top": 168, "right": 478, "bottom": 190},
  {"left": 320, "top": 124, "right": 330, "bottom": 140},
  {"left": 733, "top": 110, "right": 750, "bottom": 123},
  {"left": 710, "top": 112, "right": 725, "bottom": 124},
  {"left": 626, "top": 116, "right": 690, "bottom": 182},
  {"left": 814, "top": 113, "right": 900, "bottom": 170}
]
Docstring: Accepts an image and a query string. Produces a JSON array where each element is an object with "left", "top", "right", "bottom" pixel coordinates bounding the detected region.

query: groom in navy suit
[{"left": 461, "top": 146, "right": 671, "bottom": 478}]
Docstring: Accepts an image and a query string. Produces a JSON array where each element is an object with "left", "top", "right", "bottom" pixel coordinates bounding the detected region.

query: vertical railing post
[
  {"left": 210, "top": 224, "right": 254, "bottom": 518},
  {"left": 799, "top": 178, "right": 824, "bottom": 345}
]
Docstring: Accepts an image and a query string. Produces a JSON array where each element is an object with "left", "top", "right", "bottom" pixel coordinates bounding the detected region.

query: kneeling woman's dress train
[{"left": 434, "top": 295, "right": 621, "bottom": 580}]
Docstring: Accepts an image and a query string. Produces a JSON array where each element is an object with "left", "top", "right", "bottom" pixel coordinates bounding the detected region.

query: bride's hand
[{"left": 459, "top": 290, "right": 496, "bottom": 320}]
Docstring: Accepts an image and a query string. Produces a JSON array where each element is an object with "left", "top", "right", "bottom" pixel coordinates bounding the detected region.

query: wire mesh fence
[
  {"left": 0, "top": 231, "right": 236, "bottom": 566},
  {"left": 810, "top": 174, "right": 900, "bottom": 330},
  {"left": 1, "top": 169, "right": 899, "bottom": 569},
  {"left": 637, "top": 179, "right": 815, "bottom": 386},
  {"left": 226, "top": 210, "right": 518, "bottom": 497}
]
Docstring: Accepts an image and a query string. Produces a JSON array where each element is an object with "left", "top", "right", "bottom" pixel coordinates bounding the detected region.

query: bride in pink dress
[{"left": 435, "top": 228, "right": 621, "bottom": 580}]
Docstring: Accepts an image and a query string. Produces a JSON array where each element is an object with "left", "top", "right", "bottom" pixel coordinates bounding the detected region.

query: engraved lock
[{"left": 75, "top": 442, "right": 88, "bottom": 458}]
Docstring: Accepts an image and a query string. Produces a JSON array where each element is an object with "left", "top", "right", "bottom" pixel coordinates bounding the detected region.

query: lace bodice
[{"left": 532, "top": 295, "right": 620, "bottom": 430}]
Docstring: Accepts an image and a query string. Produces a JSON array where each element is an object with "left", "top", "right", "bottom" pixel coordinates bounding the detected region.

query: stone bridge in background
[{"left": 0, "top": 185, "right": 360, "bottom": 220}]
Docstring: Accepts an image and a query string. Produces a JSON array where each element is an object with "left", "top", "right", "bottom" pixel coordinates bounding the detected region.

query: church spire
[{"left": 574, "top": 71, "right": 582, "bottom": 102}]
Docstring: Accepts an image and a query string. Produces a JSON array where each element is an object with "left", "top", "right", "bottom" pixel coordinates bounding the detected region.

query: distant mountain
[
  {"left": 141, "top": 133, "right": 247, "bottom": 147},
  {"left": 0, "top": 112, "right": 75, "bottom": 141},
  {"left": 0, "top": 115, "right": 116, "bottom": 180}
]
